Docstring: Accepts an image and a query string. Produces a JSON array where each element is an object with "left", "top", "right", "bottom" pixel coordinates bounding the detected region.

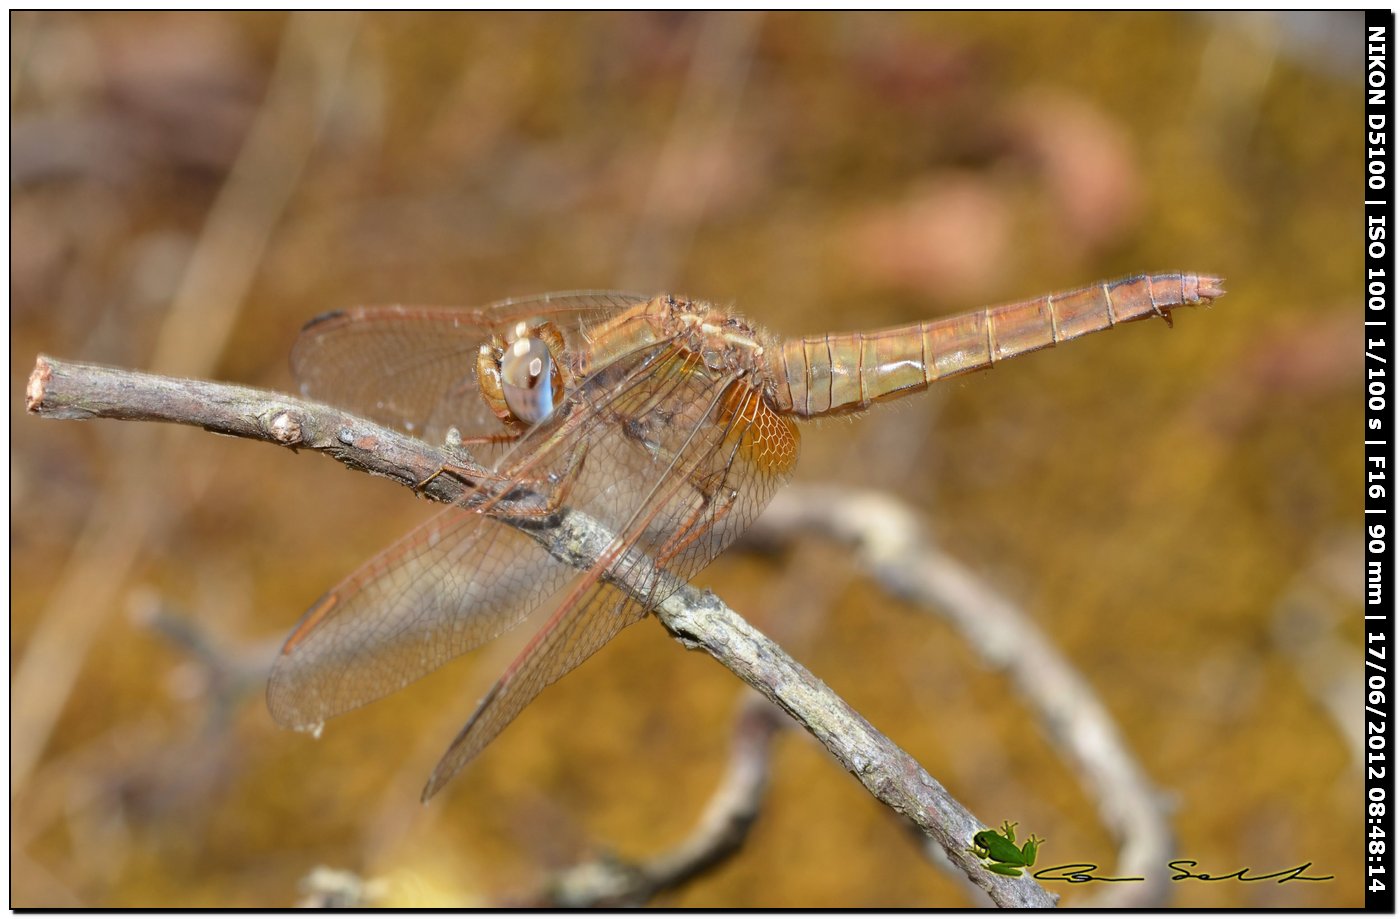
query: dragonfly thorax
[{"left": 669, "top": 301, "right": 770, "bottom": 378}]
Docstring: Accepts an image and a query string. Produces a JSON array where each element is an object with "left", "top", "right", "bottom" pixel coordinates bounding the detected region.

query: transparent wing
[
  {"left": 422, "top": 579, "right": 645, "bottom": 800},
  {"left": 290, "top": 292, "right": 651, "bottom": 444},
  {"left": 421, "top": 353, "right": 801, "bottom": 797},
  {"left": 266, "top": 333, "right": 676, "bottom": 728},
  {"left": 266, "top": 507, "right": 578, "bottom": 730}
]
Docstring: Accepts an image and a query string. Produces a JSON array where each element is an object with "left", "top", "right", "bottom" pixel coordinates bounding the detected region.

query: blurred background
[{"left": 12, "top": 11, "right": 1362, "bottom": 907}]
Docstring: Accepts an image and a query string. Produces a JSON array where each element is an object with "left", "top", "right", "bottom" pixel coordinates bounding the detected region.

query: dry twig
[{"left": 27, "top": 355, "right": 1057, "bottom": 908}]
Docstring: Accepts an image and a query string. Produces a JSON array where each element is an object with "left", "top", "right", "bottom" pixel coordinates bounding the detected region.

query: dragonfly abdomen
[{"left": 768, "top": 272, "right": 1224, "bottom": 418}]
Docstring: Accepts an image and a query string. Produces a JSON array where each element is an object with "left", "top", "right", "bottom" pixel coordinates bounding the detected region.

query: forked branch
[{"left": 26, "top": 355, "right": 1056, "bottom": 908}]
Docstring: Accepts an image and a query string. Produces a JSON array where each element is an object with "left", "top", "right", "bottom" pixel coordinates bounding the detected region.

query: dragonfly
[{"left": 270, "top": 271, "right": 1224, "bottom": 800}]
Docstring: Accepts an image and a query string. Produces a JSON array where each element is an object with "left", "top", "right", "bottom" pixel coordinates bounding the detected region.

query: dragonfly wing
[
  {"left": 267, "top": 504, "right": 578, "bottom": 730},
  {"left": 422, "top": 578, "right": 643, "bottom": 800},
  {"left": 420, "top": 346, "right": 801, "bottom": 797},
  {"left": 291, "top": 292, "right": 651, "bottom": 445},
  {"left": 270, "top": 316, "right": 676, "bottom": 731},
  {"left": 268, "top": 305, "right": 672, "bottom": 734}
]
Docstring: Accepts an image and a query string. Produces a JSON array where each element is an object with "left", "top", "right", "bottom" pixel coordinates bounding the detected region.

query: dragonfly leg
[
  {"left": 470, "top": 443, "right": 587, "bottom": 520},
  {"left": 445, "top": 427, "right": 520, "bottom": 454},
  {"left": 655, "top": 471, "right": 738, "bottom": 567},
  {"left": 414, "top": 460, "right": 495, "bottom": 496},
  {"left": 414, "top": 429, "right": 520, "bottom": 495},
  {"left": 508, "top": 445, "right": 589, "bottom": 518},
  {"left": 536, "top": 446, "right": 586, "bottom": 514}
]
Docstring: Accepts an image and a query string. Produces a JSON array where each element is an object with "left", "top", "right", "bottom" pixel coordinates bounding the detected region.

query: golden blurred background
[{"left": 13, "top": 11, "right": 1362, "bottom": 907}]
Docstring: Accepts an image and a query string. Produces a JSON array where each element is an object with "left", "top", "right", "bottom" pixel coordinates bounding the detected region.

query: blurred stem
[
  {"left": 523, "top": 695, "right": 784, "bottom": 907},
  {"left": 618, "top": 12, "right": 762, "bottom": 290},
  {"left": 752, "top": 486, "right": 1174, "bottom": 908},
  {"left": 10, "top": 13, "right": 360, "bottom": 799}
]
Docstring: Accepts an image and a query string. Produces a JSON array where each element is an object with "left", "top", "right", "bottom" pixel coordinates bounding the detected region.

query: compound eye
[{"left": 500, "top": 335, "right": 557, "bottom": 424}]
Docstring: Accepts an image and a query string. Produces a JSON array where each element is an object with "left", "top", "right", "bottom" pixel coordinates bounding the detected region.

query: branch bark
[{"left": 26, "top": 355, "right": 1057, "bottom": 908}]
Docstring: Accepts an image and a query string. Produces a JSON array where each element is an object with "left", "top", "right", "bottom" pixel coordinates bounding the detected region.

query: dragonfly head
[
  {"left": 477, "top": 320, "right": 571, "bottom": 429},
  {"left": 500, "top": 333, "right": 557, "bottom": 424}
]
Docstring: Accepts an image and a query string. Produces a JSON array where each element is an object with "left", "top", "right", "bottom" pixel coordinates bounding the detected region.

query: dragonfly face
[{"left": 272, "top": 275, "right": 1222, "bottom": 799}]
